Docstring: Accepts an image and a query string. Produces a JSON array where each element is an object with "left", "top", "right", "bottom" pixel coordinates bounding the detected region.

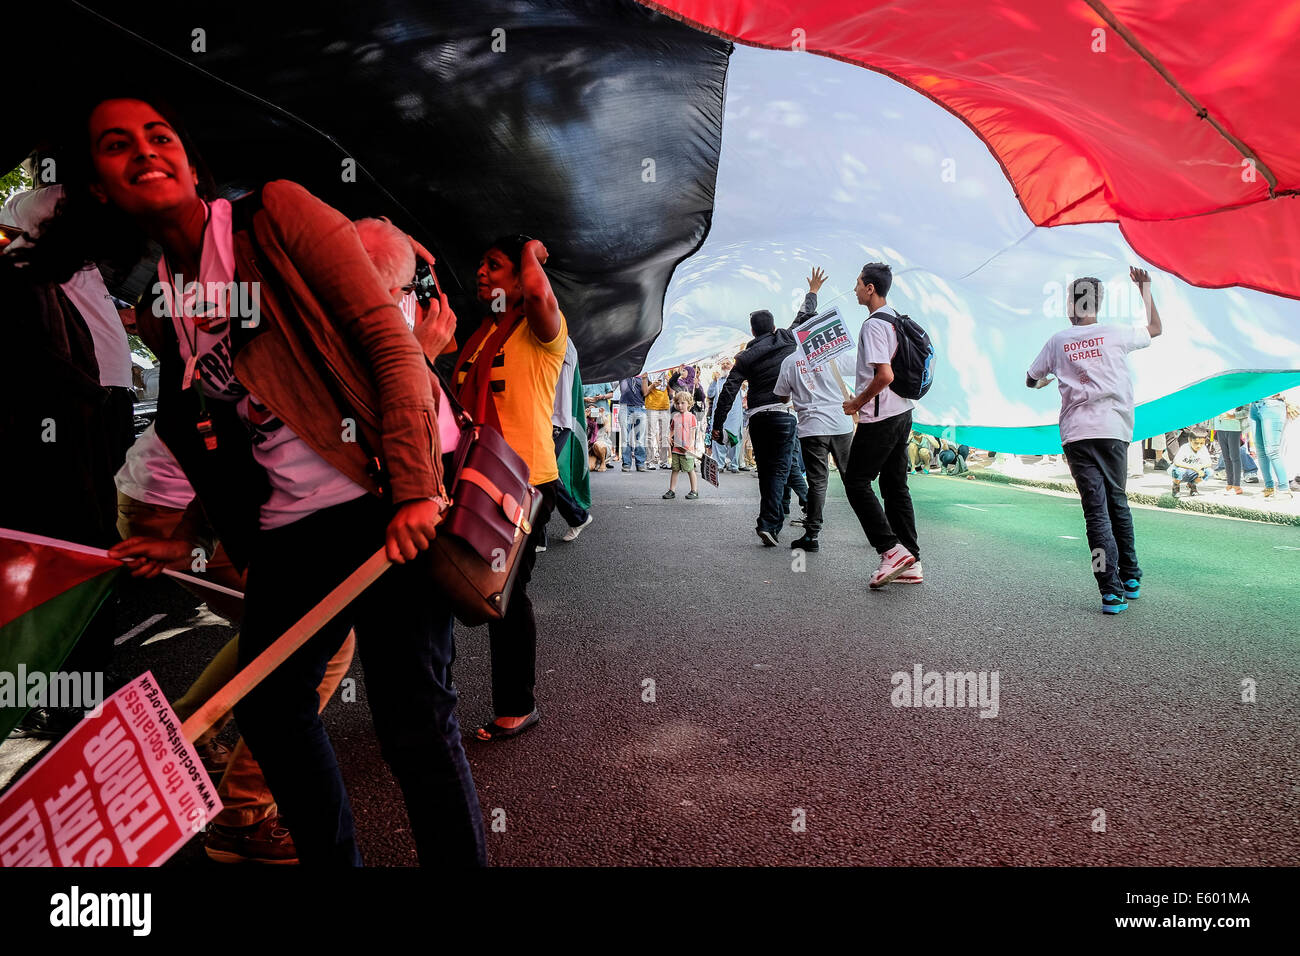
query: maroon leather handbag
[{"left": 427, "top": 320, "right": 543, "bottom": 625}]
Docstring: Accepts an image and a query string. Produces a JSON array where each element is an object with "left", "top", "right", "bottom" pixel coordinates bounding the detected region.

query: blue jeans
[
  {"left": 621, "top": 408, "right": 647, "bottom": 468},
  {"left": 235, "top": 494, "right": 485, "bottom": 866},
  {"left": 1169, "top": 466, "right": 1207, "bottom": 482},
  {"left": 748, "top": 411, "right": 797, "bottom": 534},
  {"left": 1250, "top": 399, "right": 1288, "bottom": 489}
]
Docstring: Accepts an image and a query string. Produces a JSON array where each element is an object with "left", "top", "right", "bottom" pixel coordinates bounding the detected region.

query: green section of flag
[
  {"left": 558, "top": 360, "right": 591, "bottom": 511},
  {"left": 915, "top": 370, "right": 1300, "bottom": 456},
  {"left": 0, "top": 569, "right": 118, "bottom": 738}
]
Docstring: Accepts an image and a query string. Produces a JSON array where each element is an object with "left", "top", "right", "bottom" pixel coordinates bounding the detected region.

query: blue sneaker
[
  {"left": 1123, "top": 578, "right": 1141, "bottom": 599},
  {"left": 1102, "top": 593, "right": 1128, "bottom": 615}
]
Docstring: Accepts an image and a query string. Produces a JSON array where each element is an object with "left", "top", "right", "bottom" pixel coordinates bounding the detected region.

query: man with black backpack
[{"left": 841, "top": 262, "right": 934, "bottom": 588}]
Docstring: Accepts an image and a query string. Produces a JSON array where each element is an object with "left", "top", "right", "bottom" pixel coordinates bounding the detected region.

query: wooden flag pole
[{"left": 181, "top": 548, "right": 391, "bottom": 743}]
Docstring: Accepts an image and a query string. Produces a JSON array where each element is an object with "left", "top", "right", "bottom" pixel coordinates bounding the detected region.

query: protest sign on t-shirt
[
  {"left": 1027, "top": 323, "right": 1151, "bottom": 444},
  {"left": 0, "top": 672, "right": 221, "bottom": 867}
]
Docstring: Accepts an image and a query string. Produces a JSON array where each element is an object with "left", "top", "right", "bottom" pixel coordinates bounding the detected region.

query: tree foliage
[{"left": 0, "top": 164, "right": 33, "bottom": 207}]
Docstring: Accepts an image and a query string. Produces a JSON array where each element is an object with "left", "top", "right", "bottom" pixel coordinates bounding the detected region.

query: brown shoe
[
  {"left": 195, "top": 737, "right": 232, "bottom": 777},
  {"left": 205, "top": 814, "right": 298, "bottom": 864}
]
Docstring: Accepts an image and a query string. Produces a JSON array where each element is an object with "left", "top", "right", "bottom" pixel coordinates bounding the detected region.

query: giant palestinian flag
[
  {"left": 6, "top": 1, "right": 1299, "bottom": 454},
  {"left": 0, "top": 531, "right": 121, "bottom": 739}
]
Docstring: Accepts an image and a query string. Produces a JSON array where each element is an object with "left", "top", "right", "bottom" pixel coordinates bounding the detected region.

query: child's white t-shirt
[{"left": 1172, "top": 444, "right": 1212, "bottom": 472}]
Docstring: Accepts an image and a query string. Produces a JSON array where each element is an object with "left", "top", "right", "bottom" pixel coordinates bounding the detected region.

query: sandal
[{"left": 472, "top": 709, "right": 541, "bottom": 741}]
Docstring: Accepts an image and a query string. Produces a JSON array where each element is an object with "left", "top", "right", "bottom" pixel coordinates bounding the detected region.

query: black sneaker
[
  {"left": 790, "top": 534, "right": 819, "bottom": 552},
  {"left": 1188, "top": 482, "right": 1199, "bottom": 496},
  {"left": 1171, "top": 480, "right": 1180, "bottom": 497},
  {"left": 757, "top": 529, "right": 778, "bottom": 547},
  {"left": 662, "top": 490, "right": 676, "bottom": 499}
]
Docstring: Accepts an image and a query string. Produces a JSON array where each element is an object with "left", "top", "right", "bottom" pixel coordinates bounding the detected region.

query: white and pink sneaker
[
  {"left": 869, "top": 545, "right": 917, "bottom": 589},
  {"left": 893, "top": 562, "right": 923, "bottom": 584}
]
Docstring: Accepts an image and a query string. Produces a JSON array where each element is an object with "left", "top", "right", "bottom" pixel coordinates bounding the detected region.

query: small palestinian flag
[{"left": 0, "top": 530, "right": 121, "bottom": 739}]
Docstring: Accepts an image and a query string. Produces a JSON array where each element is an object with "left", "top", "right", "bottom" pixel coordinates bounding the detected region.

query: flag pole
[{"left": 181, "top": 548, "right": 391, "bottom": 743}]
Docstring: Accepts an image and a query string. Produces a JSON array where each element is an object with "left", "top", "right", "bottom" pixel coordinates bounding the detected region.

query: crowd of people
[
  {"left": 0, "top": 94, "right": 589, "bottom": 867},
  {"left": 1152, "top": 399, "right": 1300, "bottom": 499},
  {"left": 2, "top": 92, "right": 1295, "bottom": 871}
]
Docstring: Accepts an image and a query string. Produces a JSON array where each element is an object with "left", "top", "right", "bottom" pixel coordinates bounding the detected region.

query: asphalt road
[{"left": 8, "top": 464, "right": 1298, "bottom": 866}]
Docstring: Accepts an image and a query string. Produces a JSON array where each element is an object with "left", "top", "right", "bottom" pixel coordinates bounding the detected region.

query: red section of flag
[
  {"left": 636, "top": 0, "right": 1300, "bottom": 299},
  {"left": 0, "top": 530, "right": 121, "bottom": 630}
]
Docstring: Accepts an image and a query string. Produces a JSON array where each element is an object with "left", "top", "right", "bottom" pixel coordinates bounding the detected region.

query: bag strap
[{"left": 458, "top": 314, "right": 526, "bottom": 425}]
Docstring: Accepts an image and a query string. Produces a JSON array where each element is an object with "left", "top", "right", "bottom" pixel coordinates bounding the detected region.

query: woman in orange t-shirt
[{"left": 455, "top": 234, "right": 566, "bottom": 740}]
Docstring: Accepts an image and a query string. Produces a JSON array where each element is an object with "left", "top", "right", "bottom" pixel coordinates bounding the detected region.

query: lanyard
[{"left": 162, "top": 202, "right": 219, "bottom": 451}]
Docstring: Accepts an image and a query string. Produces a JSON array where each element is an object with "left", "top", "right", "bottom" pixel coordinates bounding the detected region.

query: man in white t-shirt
[
  {"left": 773, "top": 345, "right": 853, "bottom": 552},
  {"left": 1026, "top": 268, "right": 1162, "bottom": 614},
  {"left": 839, "top": 262, "right": 922, "bottom": 588}
]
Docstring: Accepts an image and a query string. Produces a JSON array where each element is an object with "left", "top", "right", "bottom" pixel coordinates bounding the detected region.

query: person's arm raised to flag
[
  {"left": 791, "top": 266, "right": 826, "bottom": 328},
  {"left": 1131, "top": 266, "right": 1162, "bottom": 339}
]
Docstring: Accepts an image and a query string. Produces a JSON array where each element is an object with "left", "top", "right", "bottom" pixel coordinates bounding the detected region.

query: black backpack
[{"left": 873, "top": 311, "right": 934, "bottom": 402}]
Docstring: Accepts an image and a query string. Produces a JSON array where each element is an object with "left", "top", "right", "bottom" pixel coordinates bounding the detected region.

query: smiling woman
[
  {"left": 36, "top": 94, "right": 488, "bottom": 867},
  {"left": 17, "top": 97, "right": 215, "bottom": 288}
]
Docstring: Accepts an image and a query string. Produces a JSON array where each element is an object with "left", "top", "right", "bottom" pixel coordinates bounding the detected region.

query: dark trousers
[
  {"left": 799, "top": 431, "right": 853, "bottom": 536},
  {"left": 782, "top": 437, "right": 809, "bottom": 511},
  {"left": 552, "top": 427, "right": 589, "bottom": 526},
  {"left": 487, "top": 482, "right": 556, "bottom": 717},
  {"left": 1062, "top": 438, "right": 1140, "bottom": 596},
  {"left": 842, "top": 411, "right": 920, "bottom": 559},
  {"left": 235, "top": 494, "right": 485, "bottom": 866},
  {"left": 1219, "top": 432, "right": 1243, "bottom": 485},
  {"left": 747, "top": 411, "right": 797, "bottom": 534}
]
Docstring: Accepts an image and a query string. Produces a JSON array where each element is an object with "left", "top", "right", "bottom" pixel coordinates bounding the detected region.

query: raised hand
[
  {"left": 524, "top": 239, "right": 549, "bottom": 266},
  {"left": 808, "top": 266, "right": 828, "bottom": 294}
]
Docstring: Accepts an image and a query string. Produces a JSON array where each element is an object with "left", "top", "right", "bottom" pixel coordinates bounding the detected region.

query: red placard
[{"left": 0, "top": 672, "right": 221, "bottom": 867}]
